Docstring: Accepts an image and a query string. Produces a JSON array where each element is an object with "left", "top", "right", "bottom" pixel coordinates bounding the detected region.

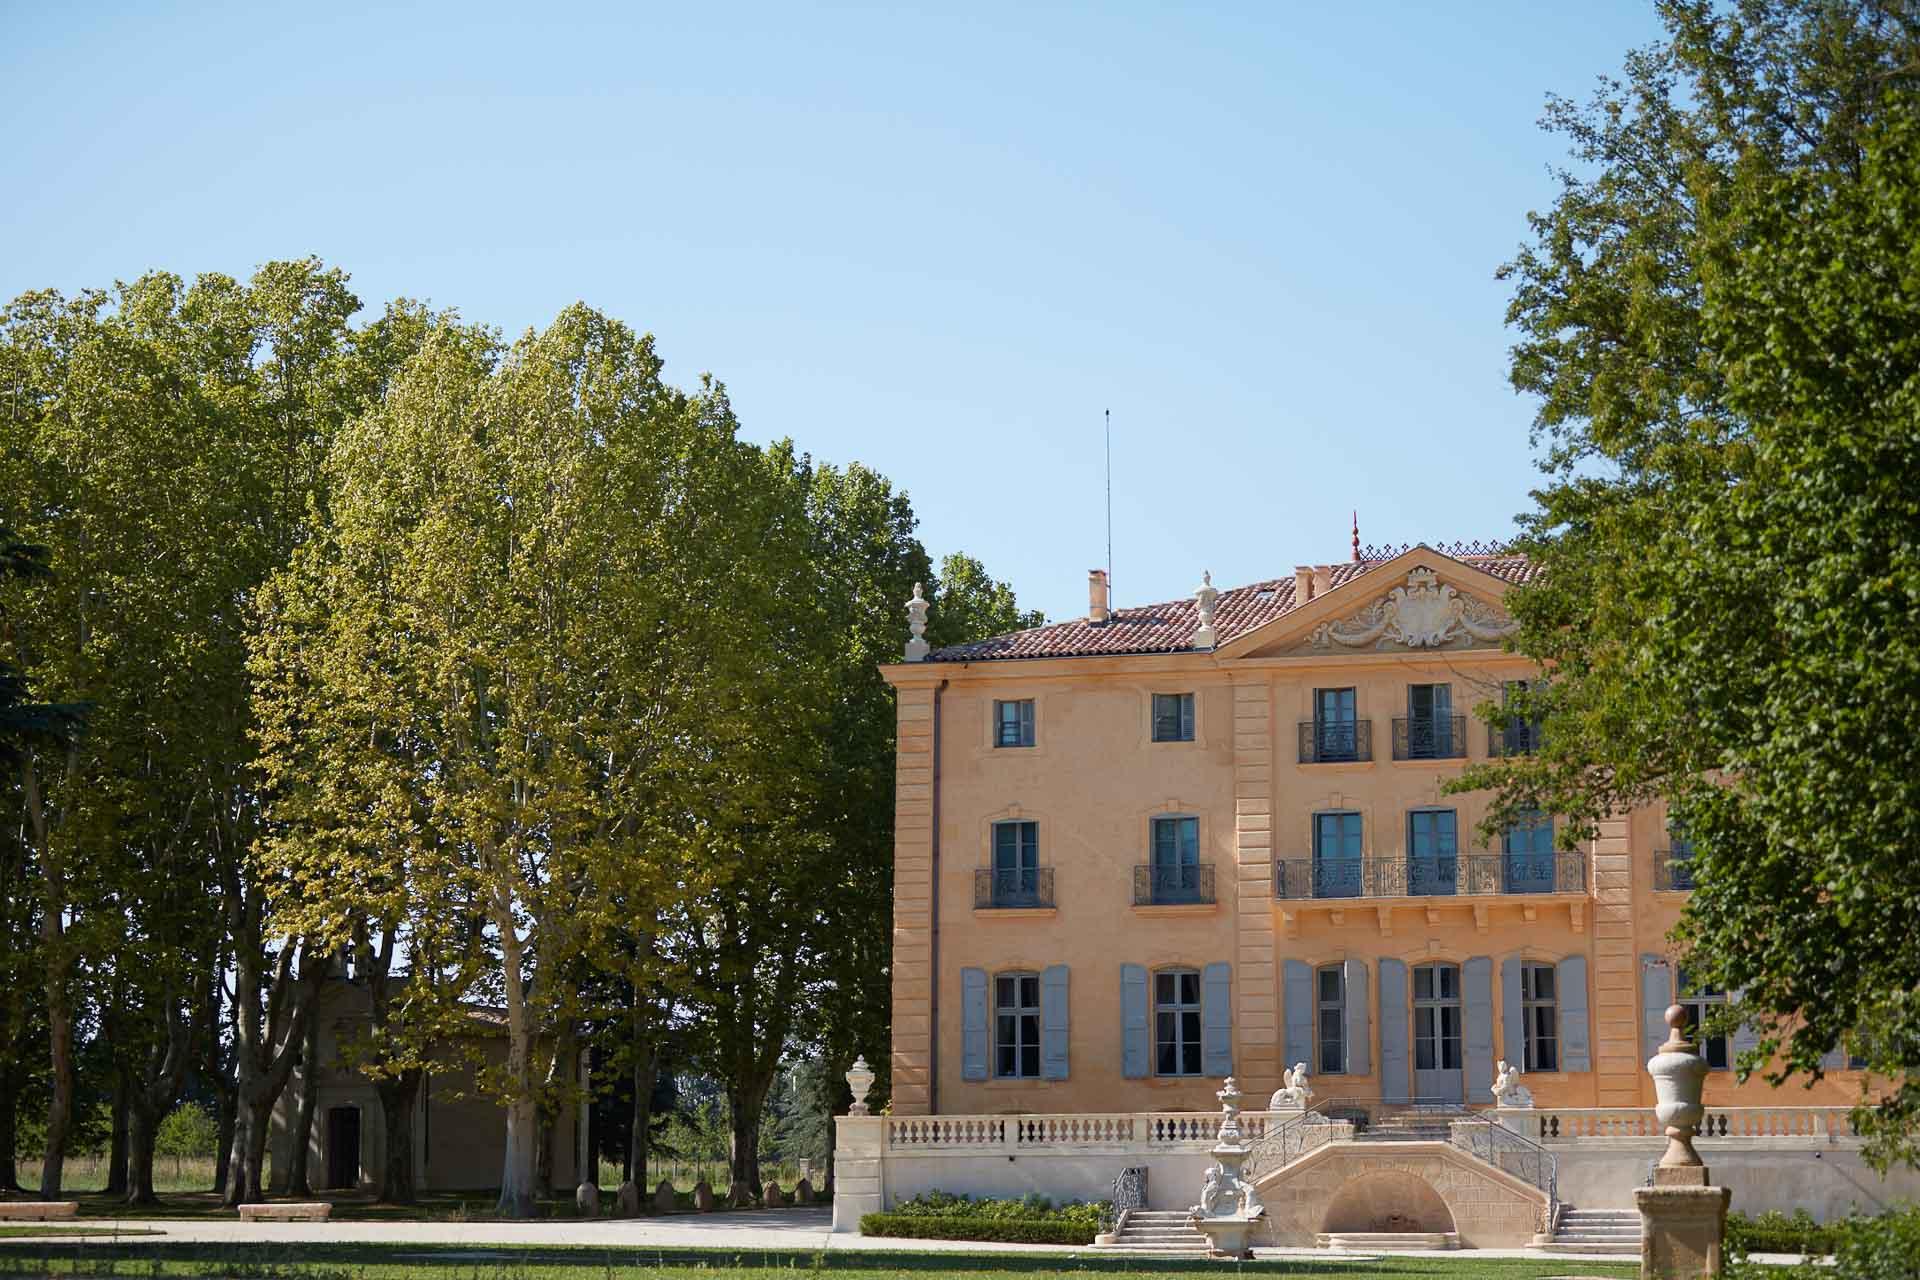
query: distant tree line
[{"left": 0, "top": 264, "right": 1039, "bottom": 1213}]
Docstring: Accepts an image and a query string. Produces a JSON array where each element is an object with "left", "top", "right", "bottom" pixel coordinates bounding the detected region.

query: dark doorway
[{"left": 326, "top": 1106, "right": 360, "bottom": 1190}]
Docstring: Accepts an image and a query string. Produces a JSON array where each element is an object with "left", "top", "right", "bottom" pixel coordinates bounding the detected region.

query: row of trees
[{"left": 0, "top": 266, "right": 1036, "bottom": 1211}]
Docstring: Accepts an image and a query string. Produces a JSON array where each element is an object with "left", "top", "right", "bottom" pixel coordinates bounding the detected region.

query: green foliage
[
  {"left": 155, "top": 1103, "right": 219, "bottom": 1160},
  {"left": 1729, "top": 1205, "right": 1920, "bottom": 1279},
  {"left": 927, "top": 552, "right": 1044, "bottom": 648},
  {"left": 1456, "top": 1, "right": 1920, "bottom": 1168},
  {"left": 859, "top": 1212, "right": 1100, "bottom": 1245},
  {"left": 1727, "top": 1208, "right": 1840, "bottom": 1256},
  {"left": 886, "top": 1190, "right": 1108, "bottom": 1229}
]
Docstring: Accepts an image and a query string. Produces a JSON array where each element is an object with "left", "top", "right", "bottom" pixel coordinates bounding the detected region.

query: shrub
[
  {"left": 1831, "top": 1206, "right": 1920, "bottom": 1280},
  {"left": 156, "top": 1103, "right": 220, "bottom": 1160},
  {"left": 885, "top": 1190, "right": 1107, "bottom": 1230},
  {"left": 860, "top": 1213, "right": 1097, "bottom": 1245},
  {"left": 1727, "top": 1208, "right": 1840, "bottom": 1257}
]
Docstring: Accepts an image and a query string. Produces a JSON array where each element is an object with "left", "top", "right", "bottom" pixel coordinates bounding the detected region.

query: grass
[
  {"left": 0, "top": 1240, "right": 1643, "bottom": 1279},
  {"left": 15, "top": 1158, "right": 217, "bottom": 1196}
]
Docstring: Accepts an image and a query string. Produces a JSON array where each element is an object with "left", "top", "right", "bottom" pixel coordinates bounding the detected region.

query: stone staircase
[
  {"left": 1092, "top": 1209, "right": 1211, "bottom": 1255},
  {"left": 1353, "top": 1111, "right": 1456, "bottom": 1142},
  {"left": 1533, "top": 1207, "right": 1642, "bottom": 1256}
]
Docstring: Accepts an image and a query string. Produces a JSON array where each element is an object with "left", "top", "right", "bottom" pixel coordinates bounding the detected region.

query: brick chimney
[
  {"left": 1294, "top": 566, "right": 1314, "bottom": 604},
  {"left": 1088, "top": 569, "right": 1110, "bottom": 624}
]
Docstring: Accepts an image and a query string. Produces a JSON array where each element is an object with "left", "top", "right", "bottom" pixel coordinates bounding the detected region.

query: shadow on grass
[{"left": 0, "top": 1239, "right": 1641, "bottom": 1280}]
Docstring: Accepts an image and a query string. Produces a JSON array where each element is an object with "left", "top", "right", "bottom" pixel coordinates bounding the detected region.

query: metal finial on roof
[{"left": 1352, "top": 512, "right": 1361, "bottom": 563}]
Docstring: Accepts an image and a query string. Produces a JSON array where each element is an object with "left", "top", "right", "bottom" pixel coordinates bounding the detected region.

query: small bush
[
  {"left": 1831, "top": 1206, "right": 1920, "bottom": 1280},
  {"left": 885, "top": 1190, "right": 1107, "bottom": 1230},
  {"left": 860, "top": 1213, "right": 1097, "bottom": 1245},
  {"left": 1728, "top": 1208, "right": 1840, "bottom": 1257}
]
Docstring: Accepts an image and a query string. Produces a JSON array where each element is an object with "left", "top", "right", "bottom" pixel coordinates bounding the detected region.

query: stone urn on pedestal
[
  {"left": 1187, "top": 1077, "right": 1266, "bottom": 1260},
  {"left": 1636, "top": 1005, "right": 1732, "bottom": 1278}
]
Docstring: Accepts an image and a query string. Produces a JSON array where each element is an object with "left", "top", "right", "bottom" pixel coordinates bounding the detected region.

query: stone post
[
  {"left": 1636, "top": 1005, "right": 1732, "bottom": 1278},
  {"left": 831, "top": 1115, "right": 884, "bottom": 1232}
]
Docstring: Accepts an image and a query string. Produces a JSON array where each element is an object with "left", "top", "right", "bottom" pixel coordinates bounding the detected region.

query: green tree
[
  {"left": 927, "top": 552, "right": 1044, "bottom": 648},
  {"left": 1458, "top": 0, "right": 1920, "bottom": 1168}
]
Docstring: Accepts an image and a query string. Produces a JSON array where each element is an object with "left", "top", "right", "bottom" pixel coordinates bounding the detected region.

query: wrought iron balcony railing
[
  {"left": 1489, "top": 720, "right": 1544, "bottom": 757},
  {"left": 1652, "top": 848, "right": 1697, "bottom": 892},
  {"left": 1298, "top": 718, "right": 1372, "bottom": 764},
  {"left": 1133, "top": 861, "right": 1215, "bottom": 906},
  {"left": 974, "top": 866, "right": 1055, "bottom": 909},
  {"left": 1392, "top": 715, "right": 1467, "bottom": 760},
  {"left": 1273, "top": 852, "right": 1587, "bottom": 900}
]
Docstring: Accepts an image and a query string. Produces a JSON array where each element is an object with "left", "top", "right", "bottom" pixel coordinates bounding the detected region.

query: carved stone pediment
[{"left": 1306, "top": 568, "right": 1516, "bottom": 652}]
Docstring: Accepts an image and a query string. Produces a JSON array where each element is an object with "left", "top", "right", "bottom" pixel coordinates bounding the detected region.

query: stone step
[
  {"left": 1126, "top": 1212, "right": 1193, "bottom": 1221},
  {"left": 1544, "top": 1242, "right": 1642, "bottom": 1256},
  {"left": 1318, "top": 1231, "right": 1458, "bottom": 1251},
  {"left": 1564, "top": 1211, "right": 1639, "bottom": 1221},
  {"left": 1558, "top": 1231, "right": 1642, "bottom": 1241}
]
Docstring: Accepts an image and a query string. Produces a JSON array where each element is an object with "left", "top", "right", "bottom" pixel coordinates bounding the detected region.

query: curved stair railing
[{"left": 1448, "top": 1114, "right": 1559, "bottom": 1215}]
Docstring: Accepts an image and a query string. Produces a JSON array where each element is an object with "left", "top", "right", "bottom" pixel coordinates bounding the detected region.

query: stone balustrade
[
  {"left": 1515, "top": 1105, "right": 1856, "bottom": 1144},
  {"left": 884, "top": 1110, "right": 1273, "bottom": 1151}
]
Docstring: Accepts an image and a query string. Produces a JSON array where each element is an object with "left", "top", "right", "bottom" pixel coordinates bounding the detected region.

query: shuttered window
[
  {"left": 1317, "top": 965, "right": 1346, "bottom": 1074},
  {"left": 1154, "top": 969, "right": 1203, "bottom": 1076},
  {"left": 994, "top": 973, "right": 1042, "bottom": 1079},
  {"left": 1676, "top": 969, "right": 1730, "bottom": 1070},
  {"left": 1521, "top": 963, "right": 1558, "bottom": 1072}
]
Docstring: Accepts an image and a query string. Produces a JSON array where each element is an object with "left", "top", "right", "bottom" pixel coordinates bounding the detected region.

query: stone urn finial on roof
[
  {"left": 1192, "top": 571, "right": 1220, "bottom": 649},
  {"left": 904, "top": 584, "right": 930, "bottom": 661}
]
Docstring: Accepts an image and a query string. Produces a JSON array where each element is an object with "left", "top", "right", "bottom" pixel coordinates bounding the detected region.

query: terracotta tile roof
[{"left": 927, "top": 552, "right": 1537, "bottom": 663}]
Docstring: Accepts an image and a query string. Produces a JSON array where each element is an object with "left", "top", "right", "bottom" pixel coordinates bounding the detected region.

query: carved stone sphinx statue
[{"left": 1268, "top": 1062, "right": 1313, "bottom": 1111}]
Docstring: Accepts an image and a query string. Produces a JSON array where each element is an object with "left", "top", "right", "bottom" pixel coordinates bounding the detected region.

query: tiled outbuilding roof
[{"left": 927, "top": 552, "right": 1537, "bottom": 662}]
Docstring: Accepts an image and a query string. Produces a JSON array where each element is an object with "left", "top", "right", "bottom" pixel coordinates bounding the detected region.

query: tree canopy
[{"left": 1457, "top": 0, "right": 1920, "bottom": 1168}]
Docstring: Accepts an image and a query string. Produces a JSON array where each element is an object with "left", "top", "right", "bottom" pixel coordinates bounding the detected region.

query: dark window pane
[
  {"left": 1156, "top": 973, "right": 1176, "bottom": 1003},
  {"left": 1319, "top": 969, "right": 1342, "bottom": 1001}
]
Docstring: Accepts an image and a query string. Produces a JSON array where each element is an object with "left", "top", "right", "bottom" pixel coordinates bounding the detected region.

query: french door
[{"left": 1411, "top": 962, "right": 1464, "bottom": 1102}]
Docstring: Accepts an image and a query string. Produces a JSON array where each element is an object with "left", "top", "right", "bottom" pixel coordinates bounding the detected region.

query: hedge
[
  {"left": 859, "top": 1214, "right": 1098, "bottom": 1245},
  {"left": 1727, "top": 1210, "right": 1841, "bottom": 1257}
]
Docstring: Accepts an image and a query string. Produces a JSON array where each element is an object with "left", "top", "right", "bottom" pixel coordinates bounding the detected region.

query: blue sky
[{"left": 3, "top": 2, "right": 1665, "bottom": 624}]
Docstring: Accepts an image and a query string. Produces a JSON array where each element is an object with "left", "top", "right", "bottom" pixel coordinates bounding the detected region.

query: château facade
[{"left": 876, "top": 545, "right": 1861, "bottom": 1120}]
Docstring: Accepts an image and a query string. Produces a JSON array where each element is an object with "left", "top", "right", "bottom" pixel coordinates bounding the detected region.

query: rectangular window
[
  {"left": 1154, "top": 969, "right": 1203, "bottom": 1076},
  {"left": 1408, "top": 682, "right": 1453, "bottom": 753},
  {"left": 993, "top": 698, "right": 1035, "bottom": 748},
  {"left": 1521, "top": 963, "right": 1559, "bottom": 1072},
  {"left": 1150, "top": 816, "right": 1201, "bottom": 901},
  {"left": 1412, "top": 963, "right": 1463, "bottom": 1072},
  {"left": 1501, "top": 680, "right": 1541, "bottom": 754},
  {"left": 1312, "top": 811, "right": 1363, "bottom": 898},
  {"left": 1502, "top": 810, "right": 1557, "bottom": 893},
  {"left": 991, "top": 821, "right": 1039, "bottom": 905},
  {"left": 994, "top": 973, "right": 1042, "bottom": 1079},
  {"left": 1152, "top": 692, "right": 1195, "bottom": 742},
  {"left": 1408, "top": 808, "right": 1459, "bottom": 896},
  {"left": 1314, "top": 687, "right": 1358, "bottom": 760},
  {"left": 1317, "top": 965, "right": 1346, "bottom": 1075},
  {"left": 1676, "top": 970, "right": 1730, "bottom": 1071}
]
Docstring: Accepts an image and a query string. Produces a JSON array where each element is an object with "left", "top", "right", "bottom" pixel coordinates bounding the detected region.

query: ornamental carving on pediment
[{"left": 1309, "top": 568, "right": 1516, "bottom": 651}]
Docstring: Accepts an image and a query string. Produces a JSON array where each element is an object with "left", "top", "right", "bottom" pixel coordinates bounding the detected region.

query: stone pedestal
[
  {"left": 831, "top": 1115, "right": 884, "bottom": 1232},
  {"left": 1636, "top": 1181, "right": 1731, "bottom": 1279}
]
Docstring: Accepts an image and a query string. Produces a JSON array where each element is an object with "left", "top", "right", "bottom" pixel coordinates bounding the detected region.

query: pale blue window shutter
[
  {"left": 961, "top": 968, "right": 989, "bottom": 1081},
  {"left": 1820, "top": 1046, "right": 1846, "bottom": 1070},
  {"left": 1501, "top": 955, "right": 1525, "bottom": 1070},
  {"left": 1282, "top": 959, "right": 1313, "bottom": 1069},
  {"left": 1642, "top": 955, "right": 1673, "bottom": 1062},
  {"left": 1040, "top": 965, "right": 1070, "bottom": 1080},
  {"left": 1558, "top": 955, "right": 1591, "bottom": 1072},
  {"left": 1730, "top": 987, "right": 1761, "bottom": 1061},
  {"left": 1121, "top": 964, "right": 1149, "bottom": 1079},
  {"left": 1343, "top": 958, "right": 1370, "bottom": 1077},
  {"left": 1464, "top": 956, "right": 1494, "bottom": 1103},
  {"left": 1379, "top": 957, "right": 1409, "bottom": 1102},
  {"left": 1202, "top": 962, "right": 1233, "bottom": 1077}
]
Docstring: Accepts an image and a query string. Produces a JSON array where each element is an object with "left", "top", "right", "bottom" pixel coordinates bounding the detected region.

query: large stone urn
[
  {"left": 1636, "top": 1005, "right": 1731, "bottom": 1278},
  {"left": 1187, "top": 1077, "right": 1266, "bottom": 1259}
]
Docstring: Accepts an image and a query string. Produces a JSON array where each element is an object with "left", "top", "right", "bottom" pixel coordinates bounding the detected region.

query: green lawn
[{"left": 0, "top": 1241, "right": 1642, "bottom": 1279}]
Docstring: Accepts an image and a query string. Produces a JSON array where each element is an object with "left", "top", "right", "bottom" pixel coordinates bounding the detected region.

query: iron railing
[
  {"left": 1103, "top": 1165, "right": 1148, "bottom": 1232},
  {"left": 1393, "top": 714, "right": 1467, "bottom": 760},
  {"left": 1489, "top": 720, "right": 1543, "bottom": 757},
  {"left": 1449, "top": 1114, "right": 1558, "bottom": 1208},
  {"left": 1298, "top": 718, "right": 1372, "bottom": 763},
  {"left": 974, "top": 866, "right": 1055, "bottom": 909},
  {"left": 1133, "top": 862, "right": 1215, "bottom": 906},
  {"left": 1652, "top": 848, "right": 1697, "bottom": 892},
  {"left": 1274, "top": 852, "right": 1587, "bottom": 900}
]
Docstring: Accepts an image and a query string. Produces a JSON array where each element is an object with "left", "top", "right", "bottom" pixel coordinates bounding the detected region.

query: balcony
[
  {"left": 1273, "top": 853, "right": 1586, "bottom": 900},
  {"left": 1489, "top": 720, "right": 1543, "bottom": 757},
  {"left": 974, "top": 866, "right": 1054, "bottom": 910},
  {"left": 1652, "top": 848, "right": 1696, "bottom": 892},
  {"left": 1392, "top": 715, "right": 1466, "bottom": 761},
  {"left": 1298, "top": 718, "right": 1372, "bottom": 764},
  {"left": 1133, "top": 862, "right": 1215, "bottom": 907}
]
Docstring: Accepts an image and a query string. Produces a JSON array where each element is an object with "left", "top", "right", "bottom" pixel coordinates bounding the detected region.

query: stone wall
[{"left": 1253, "top": 1141, "right": 1546, "bottom": 1248}]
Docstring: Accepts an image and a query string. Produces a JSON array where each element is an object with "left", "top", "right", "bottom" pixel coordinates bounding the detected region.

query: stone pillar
[
  {"left": 831, "top": 1116, "right": 884, "bottom": 1232},
  {"left": 1636, "top": 1005, "right": 1731, "bottom": 1278}
]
